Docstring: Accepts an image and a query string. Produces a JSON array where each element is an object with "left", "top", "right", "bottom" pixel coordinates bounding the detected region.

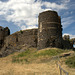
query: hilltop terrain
[{"left": 0, "top": 48, "right": 75, "bottom": 75}]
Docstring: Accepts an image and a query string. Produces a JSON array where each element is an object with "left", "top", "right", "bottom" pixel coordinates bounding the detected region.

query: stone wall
[
  {"left": 62, "top": 35, "right": 73, "bottom": 49},
  {"left": 0, "top": 26, "right": 10, "bottom": 49},
  {"left": 0, "top": 29, "right": 38, "bottom": 57},
  {"left": 37, "top": 10, "right": 62, "bottom": 49},
  {"left": 4, "top": 29, "right": 38, "bottom": 48}
]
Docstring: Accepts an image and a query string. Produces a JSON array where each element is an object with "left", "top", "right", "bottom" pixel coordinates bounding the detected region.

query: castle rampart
[
  {"left": 4, "top": 29, "right": 38, "bottom": 48},
  {"left": 0, "top": 29, "right": 38, "bottom": 56}
]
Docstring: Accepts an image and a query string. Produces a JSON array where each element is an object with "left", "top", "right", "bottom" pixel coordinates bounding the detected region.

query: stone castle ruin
[
  {"left": 38, "top": 11, "right": 62, "bottom": 49},
  {"left": 0, "top": 10, "right": 75, "bottom": 57}
]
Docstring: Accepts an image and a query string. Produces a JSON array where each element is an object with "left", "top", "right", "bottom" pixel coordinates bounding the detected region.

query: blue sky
[{"left": 0, "top": 0, "right": 75, "bottom": 38}]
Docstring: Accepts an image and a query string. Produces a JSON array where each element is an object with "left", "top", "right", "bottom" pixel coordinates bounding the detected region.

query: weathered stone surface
[
  {"left": 62, "top": 35, "right": 73, "bottom": 49},
  {"left": 0, "top": 26, "right": 10, "bottom": 49},
  {"left": 0, "top": 29, "right": 38, "bottom": 57},
  {"left": 4, "top": 29, "right": 38, "bottom": 48},
  {"left": 37, "top": 10, "right": 62, "bottom": 49}
]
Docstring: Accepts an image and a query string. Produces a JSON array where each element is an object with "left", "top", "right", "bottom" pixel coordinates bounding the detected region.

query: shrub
[{"left": 20, "top": 30, "right": 23, "bottom": 34}]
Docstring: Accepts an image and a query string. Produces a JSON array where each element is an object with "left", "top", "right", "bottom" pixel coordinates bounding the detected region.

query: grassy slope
[
  {"left": 0, "top": 48, "right": 75, "bottom": 75},
  {"left": 12, "top": 48, "right": 70, "bottom": 63},
  {"left": 65, "top": 54, "right": 75, "bottom": 68}
]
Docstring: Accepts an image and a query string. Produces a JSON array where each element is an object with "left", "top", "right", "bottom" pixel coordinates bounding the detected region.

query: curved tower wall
[{"left": 38, "top": 10, "right": 62, "bottom": 49}]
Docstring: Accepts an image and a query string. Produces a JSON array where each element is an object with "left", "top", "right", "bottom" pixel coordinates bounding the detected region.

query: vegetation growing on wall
[{"left": 20, "top": 30, "right": 23, "bottom": 34}]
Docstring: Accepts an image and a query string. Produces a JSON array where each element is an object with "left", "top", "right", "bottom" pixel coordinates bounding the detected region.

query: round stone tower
[{"left": 37, "top": 10, "right": 62, "bottom": 49}]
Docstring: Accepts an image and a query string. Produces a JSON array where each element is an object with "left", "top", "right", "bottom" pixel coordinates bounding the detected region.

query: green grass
[
  {"left": 34, "top": 49, "right": 64, "bottom": 57},
  {"left": 65, "top": 55, "right": 75, "bottom": 68},
  {"left": 15, "top": 49, "right": 31, "bottom": 57},
  {"left": 12, "top": 48, "right": 71, "bottom": 63}
]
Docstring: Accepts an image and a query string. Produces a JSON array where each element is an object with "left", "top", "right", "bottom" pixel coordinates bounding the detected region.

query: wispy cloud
[
  {"left": 62, "top": 16, "right": 75, "bottom": 29},
  {"left": 61, "top": 0, "right": 70, "bottom": 3},
  {"left": 42, "top": 2, "right": 67, "bottom": 11},
  {"left": 0, "top": 0, "right": 70, "bottom": 30}
]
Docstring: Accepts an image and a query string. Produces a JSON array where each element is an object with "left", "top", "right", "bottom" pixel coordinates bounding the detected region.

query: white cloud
[
  {"left": 27, "top": 25, "right": 38, "bottom": 29},
  {"left": 42, "top": 2, "right": 67, "bottom": 11},
  {"left": 0, "top": 0, "right": 70, "bottom": 30},
  {"left": 61, "top": 0, "right": 70, "bottom": 4},
  {"left": 63, "top": 33, "right": 75, "bottom": 39},
  {"left": 21, "top": 25, "right": 26, "bottom": 30},
  {"left": 62, "top": 17, "right": 75, "bottom": 29}
]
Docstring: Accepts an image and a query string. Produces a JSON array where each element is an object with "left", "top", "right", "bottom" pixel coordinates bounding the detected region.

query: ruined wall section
[
  {"left": 0, "top": 26, "right": 10, "bottom": 49},
  {"left": 38, "top": 10, "right": 62, "bottom": 49},
  {"left": 4, "top": 29, "right": 38, "bottom": 48},
  {"left": 0, "top": 29, "right": 38, "bottom": 56},
  {"left": 62, "top": 35, "right": 73, "bottom": 49}
]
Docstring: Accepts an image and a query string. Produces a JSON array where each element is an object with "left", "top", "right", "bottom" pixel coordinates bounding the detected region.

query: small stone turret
[
  {"left": 37, "top": 10, "right": 62, "bottom": 49},
  {"left": 63, "top": 35, "right": 73, "bottom": 49},
  {"left": 0, "top": 26, "right": 10, "bottom": 49}
]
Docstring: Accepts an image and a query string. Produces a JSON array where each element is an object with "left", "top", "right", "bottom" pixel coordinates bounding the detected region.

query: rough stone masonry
[
  {"left": 0, "top": 10, "right": 74, "bottom": 57},
  {"left": 0, "top": 26, "right": 10, "bottom": 49},
  {"left": 37, "top": 10, "right": 62, "bottom": 49}
]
